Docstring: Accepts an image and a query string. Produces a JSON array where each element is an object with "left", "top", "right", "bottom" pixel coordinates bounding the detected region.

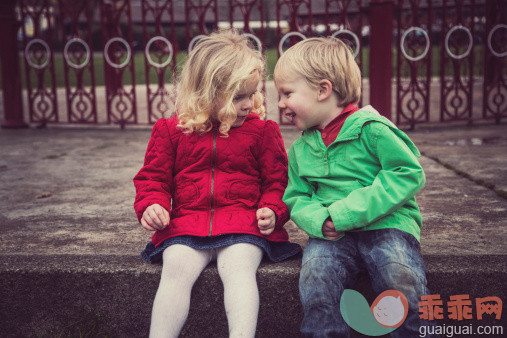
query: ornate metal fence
[
  {"left": 395, "top": 0, "right": 506, "bottom": 127},
  {"left": 1, "top": 0, "right": 505, "bottom": 129}
]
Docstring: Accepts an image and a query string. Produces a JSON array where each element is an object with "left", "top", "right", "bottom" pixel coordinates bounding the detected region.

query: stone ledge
[{"left": 0, "top": 254, "right": 505, "bottom": 337}]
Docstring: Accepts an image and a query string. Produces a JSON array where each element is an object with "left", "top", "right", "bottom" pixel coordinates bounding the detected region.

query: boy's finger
[
  {"left": 325, "top": 231, "right": 341, "bottom": 240},
  {"left": 324, "top": 233, "right": 339, "bottom": 240}
]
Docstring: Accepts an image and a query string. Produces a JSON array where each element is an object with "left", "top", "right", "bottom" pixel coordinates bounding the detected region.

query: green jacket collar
[{"left": 300, "top": 105, "right": 420, "bottom": 157}]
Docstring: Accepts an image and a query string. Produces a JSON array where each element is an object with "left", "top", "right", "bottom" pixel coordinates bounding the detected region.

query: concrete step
[{"left": 1, "top": 254, "right": 505, "bottom": 337}]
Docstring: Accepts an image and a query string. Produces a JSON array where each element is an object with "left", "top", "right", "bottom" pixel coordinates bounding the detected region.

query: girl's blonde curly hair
[{"left": 176, "top": 30, "right": 265, "bottom": 136}]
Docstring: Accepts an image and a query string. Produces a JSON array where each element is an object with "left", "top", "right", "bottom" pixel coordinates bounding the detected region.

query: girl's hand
[
  {"left": 256, "top": 207, "right": 276, "bottom": 236},
  {"left": 322, "top": 217, "right": 341, "bottom": 240},
  {"left": 141, "top": 204, "right": 170, "bottom": 231}
]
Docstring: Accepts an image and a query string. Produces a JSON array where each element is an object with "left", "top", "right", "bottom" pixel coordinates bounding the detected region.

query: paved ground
[
  {"left": 1, "top": 121, "right": 505, "bottom": 257},
  {"left": 1, "top": 94, "right": 506, "bottom": 336}
]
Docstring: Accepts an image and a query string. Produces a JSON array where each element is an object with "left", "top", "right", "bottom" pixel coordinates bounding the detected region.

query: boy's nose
[{"left": 278, "top": 98, "right": 286, "bottom": 109}]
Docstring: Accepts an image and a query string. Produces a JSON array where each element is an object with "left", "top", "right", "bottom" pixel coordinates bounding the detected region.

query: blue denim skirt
[{"left": 141, "top": 233, "right": 301, "bottom": 264}]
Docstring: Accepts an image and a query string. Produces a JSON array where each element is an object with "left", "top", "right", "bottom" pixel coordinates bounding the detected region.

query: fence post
[
  {"left": 368, "top": 0, "right": 394, "bottom": 120},
  {"left": 0, "top": 0, "right": 27, "bottom": 129}
]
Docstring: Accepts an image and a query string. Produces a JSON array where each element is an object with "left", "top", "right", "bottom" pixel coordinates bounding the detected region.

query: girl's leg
[
  {"left": 150, "top": 244, "right": 213, "bottom": 338},
  {"left": 216, "top": 243, "right": 263, "bottom": 338}
]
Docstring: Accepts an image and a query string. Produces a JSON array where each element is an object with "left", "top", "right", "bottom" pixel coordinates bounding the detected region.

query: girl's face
[{"left": 230, "top": 72, "right": 260, "bottom": 128}]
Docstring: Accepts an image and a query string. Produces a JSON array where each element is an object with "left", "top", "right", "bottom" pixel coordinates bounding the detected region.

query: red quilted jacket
[{"left": 134, "top": 114, "right": 290, "bottom": 247}]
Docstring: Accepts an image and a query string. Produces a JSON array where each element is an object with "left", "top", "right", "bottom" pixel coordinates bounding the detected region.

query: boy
[{"left": 275, "top": 37, "right": 437, "bottom": 337}]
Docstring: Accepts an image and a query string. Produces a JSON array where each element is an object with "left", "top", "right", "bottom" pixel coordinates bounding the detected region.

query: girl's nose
[
  {"left": 278, "top": 98, "right": 285, "bottom": 109},
  {"left": 242, "top": 97, "right": 254, "bottom": 110}
]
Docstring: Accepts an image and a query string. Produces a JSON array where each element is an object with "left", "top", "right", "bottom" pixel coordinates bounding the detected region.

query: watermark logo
[
  {"left": 419, "top": 294, "right": 502, "bottom": 321},
  {"left": 340, "top": 289, "right": 408, "bottom": 336}
]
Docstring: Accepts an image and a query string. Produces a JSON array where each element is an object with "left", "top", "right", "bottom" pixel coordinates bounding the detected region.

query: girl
[{"left": 133, "top": 30, "right": 301, "bottom": 337}]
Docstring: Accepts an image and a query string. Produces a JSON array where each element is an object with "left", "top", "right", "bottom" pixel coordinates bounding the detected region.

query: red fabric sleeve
[
  {"left": 257, "top": 120, "right": 290, "bottom": 227},
  {"left": 133, "top": 119, "right": 175, "bottom": 223}
]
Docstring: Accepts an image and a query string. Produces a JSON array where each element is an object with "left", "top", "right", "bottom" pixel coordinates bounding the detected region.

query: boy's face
[{"left": 275, "top": 76, "right": 326, "bottom": 130}]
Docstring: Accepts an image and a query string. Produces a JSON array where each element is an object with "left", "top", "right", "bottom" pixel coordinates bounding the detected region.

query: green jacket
[{"left": 283, "top": 106, "right": 425, "bottom": 241}]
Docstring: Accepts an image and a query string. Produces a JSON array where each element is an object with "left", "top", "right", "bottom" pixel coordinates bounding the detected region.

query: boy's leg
[
  {"left": 357, "top": 229, "right": 438, "bottom": 338},
  {"left": 216, "top": 242, "right": 263, "bottom": 338},
  {"left": 150, "top": 244, "right": 213, "bottom": 338},
  {"left": 299, "top": 236, "right": 361, "bottom": 338}
]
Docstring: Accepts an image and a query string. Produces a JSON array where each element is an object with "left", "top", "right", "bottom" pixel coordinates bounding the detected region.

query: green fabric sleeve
[
  {"left": 328, "top": 123, "right": 425, "bottom": 231},
  {"left": 283, "top": 146, "right": 330, "bottom": 239}
]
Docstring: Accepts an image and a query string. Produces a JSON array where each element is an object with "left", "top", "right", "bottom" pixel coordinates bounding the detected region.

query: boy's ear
[{"left": 317, "top": 80, "right": 333, "bottom": 101}]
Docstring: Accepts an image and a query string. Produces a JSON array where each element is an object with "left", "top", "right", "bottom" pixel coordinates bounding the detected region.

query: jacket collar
[{"left": 300, "top": 105, "right": 419, "bottom": 157}]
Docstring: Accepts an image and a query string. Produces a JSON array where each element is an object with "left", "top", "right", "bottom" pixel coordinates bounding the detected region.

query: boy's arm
[
  {"left": 328, "top": 123, "right": 425, "bottom": 231},
  {"left": 283, "top": 146, "right": 331, "bottom": 239},
  {"left": 133, "top": 119, "right": 175, "bottom": 223},
  {"left": 257, "top": 121, "right": 290, "bottom": 227}
]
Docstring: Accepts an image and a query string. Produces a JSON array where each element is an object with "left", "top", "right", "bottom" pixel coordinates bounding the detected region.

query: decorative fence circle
[
  {"left": 145, "top": 36, "right": 174, "bottom": 68},
  {"left": 445, "top": 25, "right": 473, "bottom": 60},
  {"left": 24, "top": 38, "right": 51, "bottom": 69},
  {"left": 104, "top": 37, "right": 132, "bottom": 69},
  {"left": 278, "top": 32, "right": 306, "bottom": 55},
  {"left": 188, "top": 34, "right": 207, "bottom": 53},
  {"left": 331, "top": 29, "right": 360, "bottom": 58},
  {"left": 487, "top": 24, "right": 507, "bottom": 58},
  {"left": 400, "top": 27, "right": 430, "bottom": 62},
  {"left": 242, "top": 33, "right": 262, "bottom": 53},
  {"left": 63, "top": 38, "right": 91, "bottom": 69}
]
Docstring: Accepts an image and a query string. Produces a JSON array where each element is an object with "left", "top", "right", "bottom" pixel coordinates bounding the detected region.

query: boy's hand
[
  {"left": 322, "top": 217, "right": 341, "bottom": 240},
  {"left": 257, "top": 207, "right": 276, "bottom": 236},
  {"left": 141, "top": 204, "right": 170, "bottom": 231}
]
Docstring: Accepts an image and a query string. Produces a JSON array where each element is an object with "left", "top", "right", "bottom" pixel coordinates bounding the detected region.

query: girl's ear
[{"left": 317, "top": 79, "right": 333, "bottom": 101}]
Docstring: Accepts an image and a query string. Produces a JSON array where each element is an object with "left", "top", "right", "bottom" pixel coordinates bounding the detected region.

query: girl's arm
[
  {"left": 133, "top": 119, "right": 176, "bottom": 224},
  {"left": 257, "top": 120, "right": 290, "bottom": 227}
]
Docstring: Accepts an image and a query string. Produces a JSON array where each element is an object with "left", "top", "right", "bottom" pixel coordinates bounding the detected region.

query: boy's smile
[
  {"left": 275, "top": 77, "right": 319, "bottom": 130},
  {"left": 275, "top": 76, "right": 340, "bottom": 131}
]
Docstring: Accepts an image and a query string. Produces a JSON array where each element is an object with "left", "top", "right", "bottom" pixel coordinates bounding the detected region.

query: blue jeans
[{"left": 299, "top": 228, "right": 438, "bottom": 337}]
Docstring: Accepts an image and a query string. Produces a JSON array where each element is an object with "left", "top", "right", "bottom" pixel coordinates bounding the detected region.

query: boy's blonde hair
[
  {"left": 274, "top": 37, "right": 361, "bottom": 106},
  {"left": 176, "top": 30, "right": 265, "bottom": 135}
]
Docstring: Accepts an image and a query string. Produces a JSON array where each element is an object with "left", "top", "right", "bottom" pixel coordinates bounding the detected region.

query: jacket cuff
[{"left": 328, "top": 200, "right": 356, "bottom": 232}]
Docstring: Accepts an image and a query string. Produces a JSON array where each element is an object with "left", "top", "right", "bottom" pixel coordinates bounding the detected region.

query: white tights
[{"left": 149, "top": 243, "right": 264, "bottom": 338}]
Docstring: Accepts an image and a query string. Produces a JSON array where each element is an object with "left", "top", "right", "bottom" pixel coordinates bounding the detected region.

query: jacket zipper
[{"left": 209, "top": 127, "right": 218, "bottom": 236}]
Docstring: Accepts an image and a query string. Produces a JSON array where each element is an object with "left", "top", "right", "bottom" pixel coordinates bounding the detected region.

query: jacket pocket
[
  {"left": 174, "top": 181, "right": 198, "bottom": 206},
  {"left": 227, "top": 180, "right": 260, "bottom": 208}
]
